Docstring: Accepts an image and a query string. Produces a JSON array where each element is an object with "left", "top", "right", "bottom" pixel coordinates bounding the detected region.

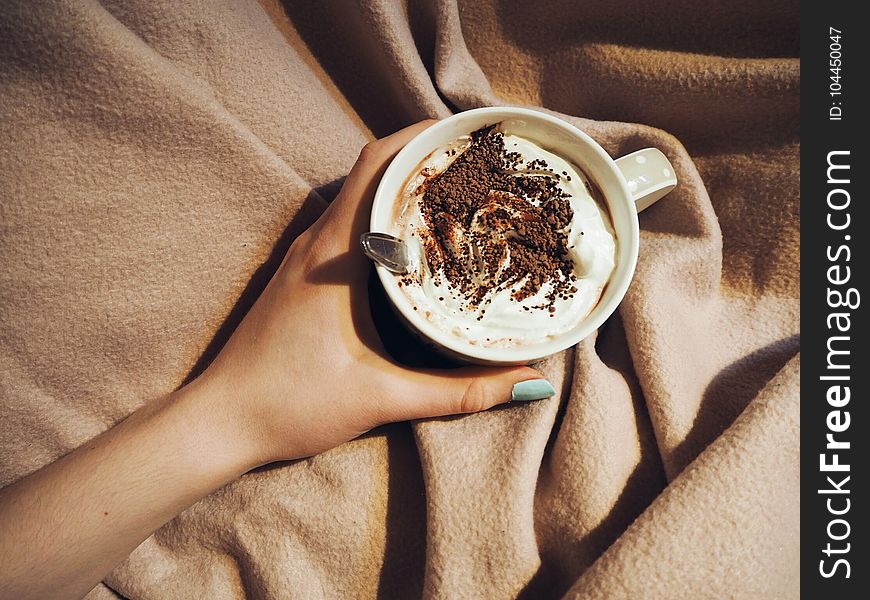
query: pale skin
[{"left": 0, "top": 121, "right": 544, "bottom": 600}]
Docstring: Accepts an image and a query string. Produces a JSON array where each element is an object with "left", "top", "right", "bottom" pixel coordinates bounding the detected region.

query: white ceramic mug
[{"left": 369, "top": 107, "right": 677, "bottom": 365}]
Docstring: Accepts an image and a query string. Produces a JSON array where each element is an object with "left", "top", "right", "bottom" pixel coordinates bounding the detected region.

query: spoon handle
[{"left": 359, "top": 232, "right": 410, "bottom": 274}]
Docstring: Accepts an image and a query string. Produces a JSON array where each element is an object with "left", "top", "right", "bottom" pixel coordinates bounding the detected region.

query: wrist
[{"left": 172, "top": 373, "right": 267, "bottom": 479}]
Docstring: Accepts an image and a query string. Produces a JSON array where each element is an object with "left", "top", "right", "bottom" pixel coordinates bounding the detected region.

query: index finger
[{"left": 319, "top": 119, "right": 438, "bottom": 256}]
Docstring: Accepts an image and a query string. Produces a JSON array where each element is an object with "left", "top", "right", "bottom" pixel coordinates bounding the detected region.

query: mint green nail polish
[{"left": 511, "top": 379, "right": 556, "bottom": 402}]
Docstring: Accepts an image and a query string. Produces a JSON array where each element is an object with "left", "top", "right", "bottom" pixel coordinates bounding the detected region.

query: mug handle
[{"left": 614, "top": 148, "right": 678, "bottom": 213}]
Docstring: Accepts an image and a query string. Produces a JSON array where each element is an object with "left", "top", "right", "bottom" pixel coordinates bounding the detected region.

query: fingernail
[{"left": 511, "top": 379, "right": 556, "bottom": 402}]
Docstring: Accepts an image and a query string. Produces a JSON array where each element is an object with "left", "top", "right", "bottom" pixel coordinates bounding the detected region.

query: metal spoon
[{"left": 359, "top": 232, "right": 410, "bottom": 274}]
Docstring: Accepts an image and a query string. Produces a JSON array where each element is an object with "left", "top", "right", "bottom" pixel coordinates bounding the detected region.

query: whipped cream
[{"left": 393, "top": 126, "right": 616, "bottom": 347}]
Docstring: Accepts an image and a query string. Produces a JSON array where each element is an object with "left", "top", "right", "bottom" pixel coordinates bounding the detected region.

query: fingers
[
  {"left": 344, "top": 120, "right": 438, "bottom": 201},
  {"left": 377, "top": 364, "right": 554, "bottom": 423},
  {"left": 318, "top": 120, "right": 438, "bottom": 259}
]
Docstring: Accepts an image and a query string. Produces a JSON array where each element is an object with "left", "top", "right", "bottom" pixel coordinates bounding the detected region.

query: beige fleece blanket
[{"left": 0, "top": 1, "right": 799, "bottom": 598}]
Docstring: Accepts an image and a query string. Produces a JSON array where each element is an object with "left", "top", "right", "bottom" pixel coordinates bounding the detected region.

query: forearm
[{"left": 0, "top": 378, "right": 257, "bottom": 600}]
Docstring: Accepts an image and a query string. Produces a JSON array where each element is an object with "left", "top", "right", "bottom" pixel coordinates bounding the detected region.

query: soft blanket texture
[{"left": 0, "top": 1, "right": 799, "bottom": 598}]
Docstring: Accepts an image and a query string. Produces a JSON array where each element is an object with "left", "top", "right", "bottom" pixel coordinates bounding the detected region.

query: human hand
[
  {"left": 193, "top": 121, "right": 552, "bottom": 467},
  {"left": 0, "top": 122, "right": 556, "bottom": 600}
]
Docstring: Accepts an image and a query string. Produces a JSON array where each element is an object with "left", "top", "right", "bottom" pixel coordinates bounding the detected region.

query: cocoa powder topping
[{"left": 417, "top": 124, "right": 578, "bottom": 315}]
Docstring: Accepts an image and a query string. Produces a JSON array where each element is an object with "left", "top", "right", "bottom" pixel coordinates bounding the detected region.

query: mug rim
[{"left": 370, "top": 106, "right": 640, "bottom": 364}]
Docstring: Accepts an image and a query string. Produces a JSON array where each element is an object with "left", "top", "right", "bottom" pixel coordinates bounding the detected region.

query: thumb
[{"left": 382, "top": 365, "right": 556, "bottom": 422}]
